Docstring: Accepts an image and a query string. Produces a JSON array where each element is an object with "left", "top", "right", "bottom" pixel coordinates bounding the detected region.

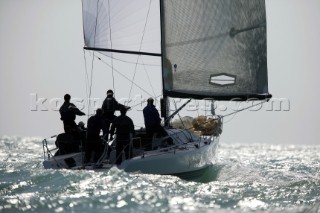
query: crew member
[
  {"left": 85, "top": 108, "right": 108, "bottom": 163},
  {"left": 101, "top": 89, "right": 130, "bottom": 139},
  {"left": 59, "top": 94, "right": 85, "bottom": 133},
  {"left": 110, "top": 106, "right": 135, "bottom": 165},
  {"left": 143, "top": 98, "right": 172, "bottom": 146}
]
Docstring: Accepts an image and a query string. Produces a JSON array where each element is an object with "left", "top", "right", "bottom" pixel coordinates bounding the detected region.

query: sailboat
[{"left": 42, "top": 0, "right": 271, "bottom": 179}]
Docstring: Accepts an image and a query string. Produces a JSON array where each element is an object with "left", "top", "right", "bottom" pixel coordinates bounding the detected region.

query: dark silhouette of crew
[
  {"left": 54, "top": 132, "right": 81, "bottom": 156},
  {"left": 77, "top": 121, "right": 86, "bottom": 131},
  {"left": 110, "top": 106, "right": 135, "bottom": 165},
  {"left": 55, "top": 94, "right": 86, "bottom": 157},
  {"left": 101, "top": 89, "right": 130, "bottom": 140},
  {"left": 85, "top": 108, "right": 108, "bottom": 163},
  {"left": 59, "top": 94, "right": 85, "bottom": 133},
  {"left": 143, "top": 98, "right": 172, "bottom": 147}
]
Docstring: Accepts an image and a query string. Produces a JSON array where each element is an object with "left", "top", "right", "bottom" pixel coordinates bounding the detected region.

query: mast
[{"left": 159, "top": 0, "right": 170, "bottom": 126}]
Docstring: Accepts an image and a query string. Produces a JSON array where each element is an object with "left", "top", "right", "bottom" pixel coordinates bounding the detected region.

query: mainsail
[
  {"left": 82, "top": 0, "right": 161, "bottom": 57},
  {"left": 82, "top": 0, "right": 271, "bottom": 101}
]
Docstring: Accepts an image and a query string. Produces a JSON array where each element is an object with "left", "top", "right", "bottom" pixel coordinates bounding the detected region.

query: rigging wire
[
  {"left": 220, "top": 101, "right": 241, "bottom": 124},
  {"left": 140, "top": 57, "right": 157, "bottom": 98},
  {"left": 129, "top": 94, "right": 162, "bottom": 109},
  {"left": 101, "top": 54, "right": 160, "bottom": 67},
  {"left": 173, "top": 99, "right": 193, "bottom": 139},
  {"left": 84, "top": 51, "right": 162, "bottom": 113},
  {"left": 88, "top": 53, "right": 95, "bottom": 116},
  {"left": 220, "top": 99, "right": 269, "bottom": 119},
  {"left": 85, "top": 0, "right": 101, "bottom": 116},
  {"left": 128, "top": 0, "right": 153, "bottom": 100},
  {"left": 83, "top": 49, "right": 90, "bottom": 117},
  {"left": 166, "top": 99, "right": 270, "bottom": 138},
  {"left": 94, "top": 55, "right": 155, "bottom": 98},
  {"left": 91, "top": 53, "right": 163, "bottom": 109},
  {"left": 107, "top": 0, "right": 115, "bottom": 94}
]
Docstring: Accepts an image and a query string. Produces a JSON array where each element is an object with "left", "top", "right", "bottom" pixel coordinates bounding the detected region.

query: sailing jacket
[
  {"left": 102, "top": 96, "right": 125, "bottom": 120},
  {"left": 110, "top": 114, "right": 135, "bottom": 140},
  {"left": 143, "top": 104, "right": 161, "bottom": 129},
  {"left": 59, "top": 102, "right": 85, "bottom": 125},
  {"left": 87, "top": 114, "right": 108, "bottom": 141}
]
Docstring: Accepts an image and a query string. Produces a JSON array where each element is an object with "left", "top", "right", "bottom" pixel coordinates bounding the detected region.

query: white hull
[
  {"left": 43, "top": 129, "right": 220, "bottom": 177},
  {"left": 119, "top": 137, "right": 219, "bottom": 175},
  {"left": 43, "top": 152, "right": 84, "bottom": 169}
]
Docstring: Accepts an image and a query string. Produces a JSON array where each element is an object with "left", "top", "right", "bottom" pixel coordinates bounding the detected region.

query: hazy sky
[{"left": 0, "top": 0, "right": 319, "bottom": 145}]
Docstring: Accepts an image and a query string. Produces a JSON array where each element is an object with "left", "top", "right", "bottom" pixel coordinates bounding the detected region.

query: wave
[{"left": 1, "top": 136, "right": 319, "bottom": 212}]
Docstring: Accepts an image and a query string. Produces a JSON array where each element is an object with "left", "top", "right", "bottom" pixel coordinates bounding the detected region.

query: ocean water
[{"left": 0, "top": 136, "right": 319, "bottom": 213}]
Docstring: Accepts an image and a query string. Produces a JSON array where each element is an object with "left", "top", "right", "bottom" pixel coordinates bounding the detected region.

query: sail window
[{"left": 209, "top": 74, "right": 236, "bottom": 86}]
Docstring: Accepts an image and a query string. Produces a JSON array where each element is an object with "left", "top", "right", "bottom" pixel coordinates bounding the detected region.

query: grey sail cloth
[
  {"left": 82, "top": 0, "right": 271, "bottom": 100},
  {"left": 161, "top": 0, "right": 270, "bottom": 100}
]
